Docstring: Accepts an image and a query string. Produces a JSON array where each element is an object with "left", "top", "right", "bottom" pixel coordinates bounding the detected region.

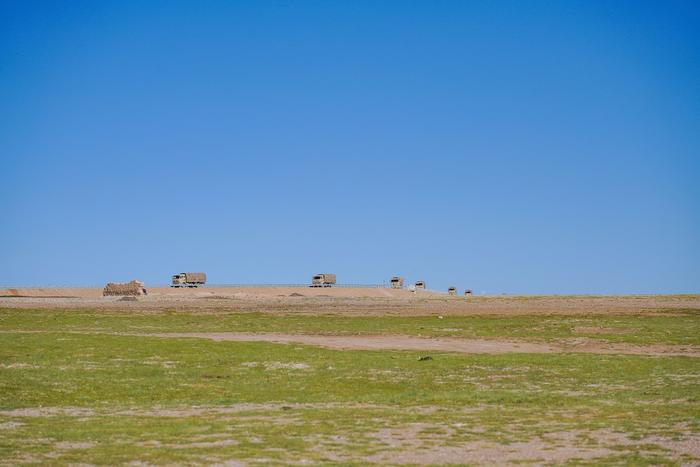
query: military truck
[
  {"left": 311, "top": 273, "right": 336, "bottom": 287},
  {"left": 415, "top": 280, "right": 426, "bottom": 290},
  {"left": 448, "top": 287, "right": 457, "bottom": 296},
  {"left": 171, "top": 272, "right": 207, "bottom": 288},
  {"left": 390, "top": 276, "right": 405, "bottom": 289}
]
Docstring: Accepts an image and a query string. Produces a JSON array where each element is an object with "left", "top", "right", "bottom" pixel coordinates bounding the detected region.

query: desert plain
[{"left": 0, "top": 288, "right": 699, "bottom": 465}]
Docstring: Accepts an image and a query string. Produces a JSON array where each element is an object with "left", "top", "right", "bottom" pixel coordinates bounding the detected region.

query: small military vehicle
[
  {"left": 171, "top": 272, "right": 207, "bottom": 288},
  {"left": 311, "top": 273, "right": 336, "bottom": 287}
]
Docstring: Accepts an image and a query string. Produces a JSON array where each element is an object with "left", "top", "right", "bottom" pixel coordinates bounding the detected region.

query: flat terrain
[{"left": 0, "top": 290, "right": 699, "bottom": 465}]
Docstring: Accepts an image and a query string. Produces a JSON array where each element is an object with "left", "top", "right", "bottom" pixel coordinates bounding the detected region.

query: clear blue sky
[{"left": 1, "top": 1, "right": 698, "bottom": 293}]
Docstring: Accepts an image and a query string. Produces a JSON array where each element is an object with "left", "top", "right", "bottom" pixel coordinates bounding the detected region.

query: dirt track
[{"left": 131, "top": 332, "right": 700, "bottom": 357}]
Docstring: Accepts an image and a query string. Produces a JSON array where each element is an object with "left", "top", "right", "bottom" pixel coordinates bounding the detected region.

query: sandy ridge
[{"left": 1, "top": 290, "right": 699, "bottom": 317}]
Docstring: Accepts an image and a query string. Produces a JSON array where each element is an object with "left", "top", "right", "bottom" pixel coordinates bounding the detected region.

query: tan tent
[{"left": 103, "top": 280, "right": 147, "bottom": 296}]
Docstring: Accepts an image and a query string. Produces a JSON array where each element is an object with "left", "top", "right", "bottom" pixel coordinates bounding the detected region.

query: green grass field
[
  {"left": 3, "top": 307, "right": 699, "bottom": 344},
  {"left": 1, "top": 307, "right": 699, "bottom": 465}
]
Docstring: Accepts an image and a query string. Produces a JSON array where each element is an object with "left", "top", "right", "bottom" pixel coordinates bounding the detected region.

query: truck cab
[
  {"left": 171, "top": 272, "right": 206, "bottom": 288},
  {"left": 311, "top": 273, "right": 336, "bottom": 287},
  {"left": 171, "top": 274, "right": 186, "bottom": 287}
]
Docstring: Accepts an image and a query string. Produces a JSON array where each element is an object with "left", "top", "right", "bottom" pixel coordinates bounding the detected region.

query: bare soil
[
  {"left": 363, "top": 427, "right": 700, "bottom": 464},
  {"left": 2, "top": 404, "right": 696, "bottom": 464},
  {"left": 136, "top": 332, "right": 700, "bottom": 356},
  {"left": 1, "top": 287, "right": 698, "bottom": 316}
]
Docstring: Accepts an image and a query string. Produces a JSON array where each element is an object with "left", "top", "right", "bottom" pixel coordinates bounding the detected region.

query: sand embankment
[
  {"left": 1, "top": 288, "right": 698, "bottom": 316},
  {"left": 0, "top": 286, "right": 419, "bottom": 299},
  {"left": 0, "top": 287, "right": 103, "bottom": 298}
]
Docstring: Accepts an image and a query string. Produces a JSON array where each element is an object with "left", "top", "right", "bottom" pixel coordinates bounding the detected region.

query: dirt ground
[
  {"left": 1, "top": 287, "right": 698, "bottom": 316},
  {"left": 3, "top": 404, "right": 697, "bottom": 464},
  {"left": 132, "top": 332, "right": 700, "bottom": 357}
]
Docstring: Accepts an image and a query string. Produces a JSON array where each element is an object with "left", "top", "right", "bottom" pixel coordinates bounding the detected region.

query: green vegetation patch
[
  {"left": 2, "top": 307, "right": 700, "bottom": 345},
  {"left": 1, "top": 309, "right": 699, "bottom": 464},
  {"left": 1, "top": 328, "right": 699, "bottom": 464}
]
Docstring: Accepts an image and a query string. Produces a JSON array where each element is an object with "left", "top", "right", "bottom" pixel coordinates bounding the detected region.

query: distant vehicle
[
  {"left": 390, "top": 276, "right": 405, "bottom": 289},
  {"left": 448, "top": 287, "right": 457, "bottom": 296},
  {"left": 311, "top": 273, "right": 336, "bottom": 287},
  {"left": 464, "top": 289, "right": 473, "bottom": 296},
  {"left": 171, "top": 272, "right": 207, "bottom": 288},
  {"left": 415, "top": 281, "right": 426, "bottom": 290}
]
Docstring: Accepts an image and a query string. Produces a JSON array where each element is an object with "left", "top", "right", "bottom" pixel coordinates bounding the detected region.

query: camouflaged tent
[{"left": 103, "top": 280, "right": 147, "bottom": 296}]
